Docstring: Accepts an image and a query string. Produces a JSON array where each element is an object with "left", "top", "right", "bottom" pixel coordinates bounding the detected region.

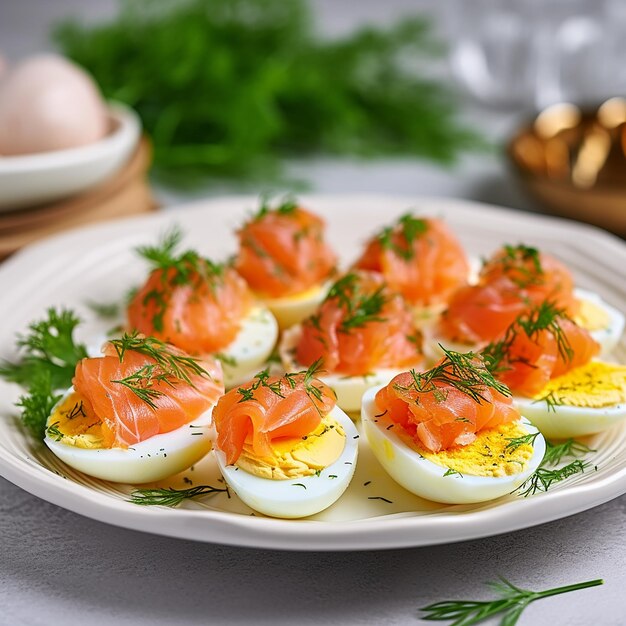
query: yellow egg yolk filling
[
  {"left": 397, "top": 421, "right": 534, "bottom": 477},
  {"left": 236, "top": 414, "right": 346, "bottom": 480},
  {"left": 47, "top": 391, "right": 105, "bottom": 449},
  {"left": 265, "top": 283, "right": 325, "bottom": 303},
  {"left": 574, "top": 298, "right": 610, "bottom": 332},
  {"left": 533, "top": 362, "right": 626, "bottom": 408}
]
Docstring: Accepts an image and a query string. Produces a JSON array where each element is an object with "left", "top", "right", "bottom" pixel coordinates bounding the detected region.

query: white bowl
[{"left": 0, "top": 102, "right": 141, "bottom": 211}]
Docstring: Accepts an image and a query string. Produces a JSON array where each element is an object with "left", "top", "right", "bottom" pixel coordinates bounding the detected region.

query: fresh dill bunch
[
  {"left": 495, "top": 243, "right": 544, "bottom": 288},
  {"left": 420, "top": 576, "right": 603, "bottom": 626},
  {"left": 129, "top": 484, "right": 229, "bottom": 506},
  {"left": 324, "top": 273, "right": 389, "bottom": 332},
  {"left": 396, "top": 347, "right": 511, "bottom": 405},
  {"left": 504, "top": 431, "right": 540, "bottom": 453},
  {"left": 54, "top": 0, "right": 483, "bottom": 185},
  {"left": 377, "top": 213, "right": 428, "bottom": 261}
]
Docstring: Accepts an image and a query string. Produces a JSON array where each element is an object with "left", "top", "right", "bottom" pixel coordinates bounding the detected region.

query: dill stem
[{"left": 533, "top": 578, "right": 604, "bottom": 600}]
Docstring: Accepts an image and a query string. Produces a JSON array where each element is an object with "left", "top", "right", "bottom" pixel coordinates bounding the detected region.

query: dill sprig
[
  {"left": 324, "top": 273, "right": 388, "bottom": 332},
  {"left": 129, "top": 484, "right": 229, "bottom": 507},
  {"left": 395, "top": 348, "right": 510, "bottom": 405},
  {"left": 237, "top": 359, "right": 328, "bottom": 408},
  {"left": 138, "top": 227, "right": 225, "bottom": 285},
  {"left": 252, "top": 196, "right": 298, "bottom": 221},
  {"left": 513, "top": 460, "right": 589, "bottom": 498},
  {"left": 377, "top": 213, "right": 428, "bottom": 260},
  {"left": 108, "top": 333, "right": 209, "bottom": 408},
  {"left": 504, "top": 432, "right": 539, "bottom": 453},
  {"left": 420, "top": 576, "right": 603, "bottom": 626},
  {"left": 543, "top": 439, "right": 595, "bottom": 466},
  {"left": 491, "top": 243, "right": 545, "bottom": 288},
  {"left": 0, "top": 308, "right": 88, "bottom": 440},
  {"left": 136, "top": 227, "right": 225, "bottom": 331},
  {"left": 482, "top": 302, "right": 574, "bottom": 375}
]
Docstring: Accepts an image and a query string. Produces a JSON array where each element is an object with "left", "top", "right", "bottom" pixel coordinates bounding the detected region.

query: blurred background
[{"left": 0, "top": 0, "right": 625, "bottom": 257}]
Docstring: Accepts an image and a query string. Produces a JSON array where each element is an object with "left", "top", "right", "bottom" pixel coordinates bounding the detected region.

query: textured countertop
[{"left": 1, "top": 2, "right": 624, "bottom": 625}]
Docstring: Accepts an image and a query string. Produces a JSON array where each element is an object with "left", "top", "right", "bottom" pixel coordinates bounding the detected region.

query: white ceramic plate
[
  {"left": 0, "top": 102, "right": 140, "bottom": 211},
  {"left": 0, "top": 195, "right": 624, "bottom": 551}
]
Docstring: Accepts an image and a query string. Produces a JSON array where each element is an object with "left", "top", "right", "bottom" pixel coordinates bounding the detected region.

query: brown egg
[{"left": 0, "top": 54, "right": 108, "bottom": 156}]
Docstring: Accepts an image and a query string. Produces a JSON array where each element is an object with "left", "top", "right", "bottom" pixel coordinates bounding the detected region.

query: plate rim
[{"left": 1, "top": 194, "right": 625, "bottom": 551}]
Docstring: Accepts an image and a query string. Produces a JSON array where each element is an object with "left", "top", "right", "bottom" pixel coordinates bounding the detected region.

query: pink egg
[{"left": 0, "top": 54, "right": 108, "bottom": 156}]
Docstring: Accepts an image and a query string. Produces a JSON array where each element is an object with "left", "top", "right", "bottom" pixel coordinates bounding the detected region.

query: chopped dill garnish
[
  {"left": 45, "top": 421, "right": 64, "bottom": 441},
  {"left": 443, "top": 468, "right": 463, "bottom": 478},
  {"left": 368, "top": 496, "right": 393, "bottom": 504},
  {"left": 377, "top": 213, "right": 428, "bottom": 260},
  {"left": 252, "top": 196, "right": 298, "bottom": 221},
  {"left": 292, "top": 483, "right": 307, "bottom": 489},
  {"left": 482, "top": 301, "right": 574, "bottom": 375},
  {"left": 135, "top": 227, "right": 226, "bottom": 331},
  {"left": 491, "top": 243, "right": 544, "bottom": 288},
  {"left": 324, "top": 273, "right": 388, "bottom": 332},
  {"left": 237, "top": 359, "right": 327, "bottom": 410},
  {"left": 108, "top": 332, "right": 209, "bottom": 408},
  {"left": 505, "top": 432, "right": 540, "bottom": 453},
  {"left": 420, "top": 576, "right": 603, "bottom": 625},
  {"left": 129, "top": 484, "right": 228, "bottom": 506},
  {"left": 394, "top": 347, "right": 510, "bottom": 405}
]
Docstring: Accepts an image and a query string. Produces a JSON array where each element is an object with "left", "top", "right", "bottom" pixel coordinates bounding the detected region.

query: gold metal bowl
[{"left": 507, "top": 98, "right": 626, "bottom": 235}]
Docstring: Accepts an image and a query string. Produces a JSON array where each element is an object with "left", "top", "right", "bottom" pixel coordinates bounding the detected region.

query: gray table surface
[{"left": 1, "top": 2, "right": 625, "bottom": 625}]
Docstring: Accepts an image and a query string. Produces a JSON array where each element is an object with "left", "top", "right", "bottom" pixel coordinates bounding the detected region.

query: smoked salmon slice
[
  {"left": 375, "top": 351, "right": 519, "bottom": 453},
  {"left": 128, "top": 233, "right": 253, "bottom": 354},
  {"left": 295, "top": 271, "right": 424, "bottom": 376},
  {"left": 482, "top": 302, "right": 600, "bottom": 396},
  {"left": 213, "top": 366, "right": 336, "bottom": 464},
  {"left": 354, "top": 214, "right": 469, "bottom": 307},
  {"left": 73, "top": 334, "right": 224, "bottom": 448},
  {"left": 235, "top": 199, "right": 337, "bottom": 298},
  {"left": 440, "top": 244, "right": 579, "bottom": 344}
]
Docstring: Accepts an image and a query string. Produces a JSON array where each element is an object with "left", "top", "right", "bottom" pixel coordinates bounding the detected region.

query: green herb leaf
[
  {"left": 420, "top": 576, "right": 603, "bottom": 626},
  {"left": 129, "top": 484, "right": 229, "bottom": 506}
]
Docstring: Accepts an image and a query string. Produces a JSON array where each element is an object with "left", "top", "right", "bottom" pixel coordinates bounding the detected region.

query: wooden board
[{"left": 0, "top": 138, "right": 157, "bottom": 259}]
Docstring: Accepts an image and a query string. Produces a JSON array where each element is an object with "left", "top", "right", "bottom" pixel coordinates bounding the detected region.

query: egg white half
[
  {"left": 514, "top": 390, "right": 626, "bottom": 440},
  {"left": 44, "top": 388, "right": 214, "bottom": 484},
  {"left": 220, "top": 305, "right": 279, "bottom": 388},
  {"left": 361, "top": 386, "right": 545, "bottom": 504},
  {"left": 574, "top": 288, "right": 624, "bottom": 355},
  {"left": 214, "top": 404, "right": 358, "bottom": 518},
  {"left": 280, "top": 324, "right": 414, "bottom": 413}
]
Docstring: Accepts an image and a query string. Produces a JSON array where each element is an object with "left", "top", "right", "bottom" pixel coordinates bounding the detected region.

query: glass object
[{"left": 448, "top": 0, "right": 622, "bottom": 109}]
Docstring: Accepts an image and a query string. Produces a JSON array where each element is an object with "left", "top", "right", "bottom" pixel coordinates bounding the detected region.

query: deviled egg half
[
  {"left": 127, "top": 229, "right": 278, "bottom": 389},
  {"left": 361, "top": 352, "right": 546, "bottom": 504},
  {"left": 212, "top": 366, "right": 358, "bottom": 518},
  {"left": 234, "top": 198, "right": 337, "bottom": 329},
  {"left": 280, "top": 272, "right": 425, "bottom": 413},
  {"left": 44, "top": 334, "right": 224, "bottom": 483},
  {"left": 482, "top": 302, "right": 626, "bottom": 439}
]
